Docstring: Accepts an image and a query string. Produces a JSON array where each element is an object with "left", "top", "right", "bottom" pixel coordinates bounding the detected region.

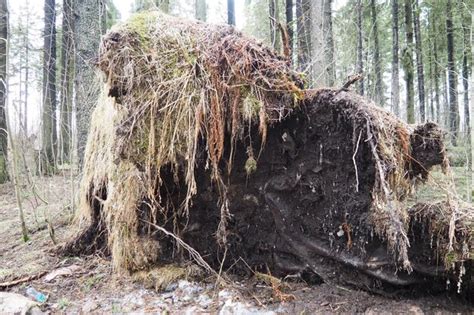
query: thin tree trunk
[
  {"left": 195, "top": 0, "right": 207, "bottom": 21},
  {"left": 432, "top": 18, "right": 441, "bottom": 124},
  {"left": 296, "top": 0, "right": 311, "bottom": 72},
  {"left": 60, "top": 0, "right": 74, "bottom": 164},
  {"left": 413, "top": 0, "right": 425, "bottom": 122},
  {"left": 75, "top": 0, "right": 106, "bottom": 165},
  {"left": 310, "top": 0, "right": 325, "bottom": 86},
  {"left": 470, "top": 10, "right": 473, "bottom": 201},
  {"left": 323, "top": 0, "right": 335, "bottom": 86},
  {"left": 446, "top": 0, "right": 459, "bottom": 144},
  {"left": 403, "top": 0, "right": 415, "bottom": 123},
  {"left": 461, "top": 0, "right": 470, "bottom": 147},
  {"left": 227, "top": 0, "right": 235, "bottom": 26},
  {"left": 370, "top": 0, "right": 383, "bottom": 106},
  {"left": 2, "top": 1, "right": 28, "bottom": 240},
  {"left": 41, "top": 0, "right": 58, "bottom": 173},
  {"left": 0, "top": 0, "right": 7, "bottom": 183},
  {"left": 285, "top": 0, "right": 293, "bottom": 53},
  {"left": 391, "top": 0, "right": 400, "bottom": 116},
  {"left": 24, "top": 9, "right": 29, "bottom": 135},
  {"left": 356, "top": 0, "right": 364, "bottom": 95},
  {"left": 269, "top": 0, "right": 280, "bottom": 51}
]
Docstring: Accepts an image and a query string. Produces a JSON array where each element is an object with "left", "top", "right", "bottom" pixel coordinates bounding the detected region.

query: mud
[{"left": 145, "top": 90, "right": 470, "bottom": 298}]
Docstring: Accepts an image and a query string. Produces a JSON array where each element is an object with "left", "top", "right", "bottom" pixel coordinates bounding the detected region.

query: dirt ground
[{"left": 0, "top": 175, "right": 472, "bottom": 314}]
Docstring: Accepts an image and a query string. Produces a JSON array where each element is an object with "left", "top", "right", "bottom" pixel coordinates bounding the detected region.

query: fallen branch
[
  {"left": 0, "top": 271, "right": 48, "bottom": 289},
  {"left": 337, "top": 74, "right": 363, "bottom": 93}
]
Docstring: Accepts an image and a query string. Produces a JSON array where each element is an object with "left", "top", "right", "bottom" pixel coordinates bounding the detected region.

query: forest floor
[{"left": 0, "top": 169, "right": 473, "bottom": 314}]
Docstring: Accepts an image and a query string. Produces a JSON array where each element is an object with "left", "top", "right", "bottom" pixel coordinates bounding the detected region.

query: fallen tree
[{"left": 64, "top": 11, "right": 472, "bottom": 296}]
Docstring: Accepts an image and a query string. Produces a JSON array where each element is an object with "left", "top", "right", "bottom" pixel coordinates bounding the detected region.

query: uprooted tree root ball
[{"left": 63, "top": 11, "right": 473, "bottom": 295}]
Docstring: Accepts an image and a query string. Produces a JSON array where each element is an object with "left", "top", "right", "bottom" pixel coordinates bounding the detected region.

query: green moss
[
  {"left": 245, "top": 156, "right": 257, "bottom": 175},
  {"left": 242, "top": 93, "right": 263, "bottom": 120},
  {"left": 122, "top": 11, "right": 158, "bottom": 45}
]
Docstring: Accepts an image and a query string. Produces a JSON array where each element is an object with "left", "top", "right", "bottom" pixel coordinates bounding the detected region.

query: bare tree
[{"left": 0, "top": 0, "right": 7, "bottom": 183}]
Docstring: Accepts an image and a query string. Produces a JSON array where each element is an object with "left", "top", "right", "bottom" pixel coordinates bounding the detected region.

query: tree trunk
[
  {"left": 75, "top": 0, "right": 106, "bottom": 165},
  {"left": 413, "top": 0, "right": 425, "bottom": 122},
  {"left": 296, "top": 0, "right": 311, "bottom": 72},
  {"left": 59, "top": 0, "right": 74, "bottom": 164},
  {"left": 370, "top": 0, "right": 383, "bottom": 106},
  {"left": 24, "top": 9, "right": 29, "bottom": 136},
  {"left": 391, "top": 0, "right": 400, "bottom": 116},
  {"left": 195, "top": 0, "right": 207, "bottom": 22},
  {"left": 461, "top": 0, "right": 470, "bottom": 172},
  {"left": 285, "top": 0, "right": 293, "bottom": 53},
  {"left": 310, "top": 0, "right": 325, "bottom": 87},
  {"left": 227, "top": 0, "right": 235, "bottom": 26},
  {"left": 446, "top": 0, "right": 458, "bottom": 144},
  {"left": 269, "top": 0, "right": 280, "bottom": 51},
  {"left": 0, "top": 0, "right": 8, "bottom": 183},
  {"left": 41, "top": 0, "right": 58, "bottom": 173},
  {"left": 356, "top": 0, "right": 364, "bottom": 95},
  {"left": 323, "top": 0, "right": 335, "bottom": 86},
  {"left": 432, "top": 17, "right": 441, "bottom": 124},
  {"left": 403, "top": 0, "right": 415, "bottom": 124}
]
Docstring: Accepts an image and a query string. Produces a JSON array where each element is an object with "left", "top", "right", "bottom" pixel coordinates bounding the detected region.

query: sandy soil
[{"left": 0, "top": 176, "right": 472, "bottom": 314}]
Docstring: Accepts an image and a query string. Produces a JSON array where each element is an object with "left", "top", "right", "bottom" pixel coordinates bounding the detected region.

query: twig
[
  {"left": 0, "top": 271, "right": 48, "bottom": 289},
  {"left": 140, "top": 219, "right": 227, "bottom": 285},
  {"left": 277, "top": 21, "right": 291, "bottom": 62}
]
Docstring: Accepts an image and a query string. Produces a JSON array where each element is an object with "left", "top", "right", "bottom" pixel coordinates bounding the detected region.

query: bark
[
  {"left": 59, "top": 0, "right": 74, "bottom": 163},
  {"left": 296, "top": 0, "right": 311, "bottom": 72},
  {"left": 41, "top": 0, "right": 58, "bottom": 173},
  {"left": 446, "top": 0, "right": 458, "bottom": 144},
  {"left": 195, "top": 0, "right": 207, "bottom": 22},
  {"left": 0, "top": 0, "right": 7, "bottom": 183},
  {"left": 432, "top": 18, "right": 441, "bottom": 124},
  {"left": 461, "top": 0, "right": 471, "bottom": 170},
  {"left": 403, "top": 0, "right": 415, "bottom": 124},
  {"left": 75, "top": 0, "right": 106, "bottom": 165},
  {"left": 285, "top": 0, "right": 293, "bottom": 53},
  {"left": 391, "top": 0, "right": 400, "bottom": 116},
  {"left": 310, "top": 0, "right": 325, "bottom": 87},
  {"left": 323, "top": 0, "right": 335, "bottom": 86},
  {"left": 227, "top": 0, "right": 235, "bottom": 26},
  {"left": 356, "top": 0, "right": 364, "bottom": 95},
  {"left": 370, "top": 0, "right": 383, "bottom": 106},
  {"left": 413, "top": 0, "right": 425, "bottom": 122}
]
